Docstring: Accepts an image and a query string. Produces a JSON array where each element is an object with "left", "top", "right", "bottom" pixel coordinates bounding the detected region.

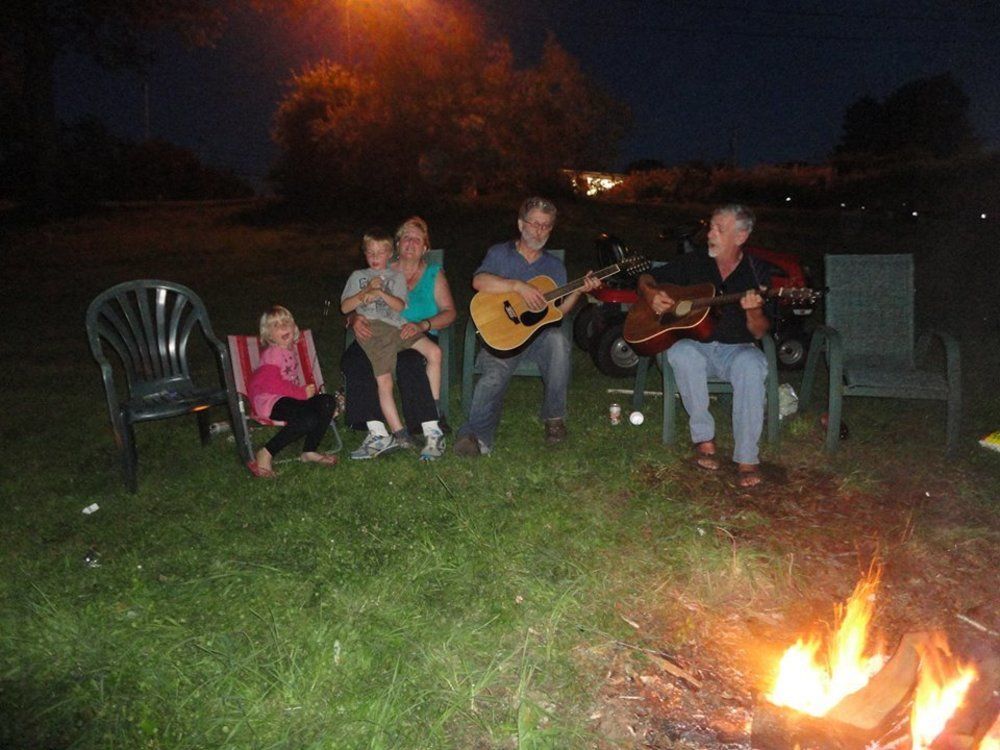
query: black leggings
[
  {"left": 265, "top": 394, "right": 336, "bottom": 456},
  {"left": 340, "top": 341, "right": 437, "bottom": 432}
]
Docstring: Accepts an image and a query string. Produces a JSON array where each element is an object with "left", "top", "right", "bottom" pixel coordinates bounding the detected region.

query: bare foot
[
  {"left": 301, "top": 451, "right": 339, "bottom": 466},
  {"left": 248, "top": 447, "right": 276, "bottom": 478},
  {"left": 737, "top": 463, "right": 762, "bottom": 488},
  {"left": 693, "top": 440, "right": 720, "bottom": 471}
]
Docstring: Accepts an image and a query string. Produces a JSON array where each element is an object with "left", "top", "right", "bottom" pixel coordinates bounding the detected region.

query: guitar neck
[
  {"left": 692, "top": 287, "right": 776, "bottom": 309},
  {"left": 543, "top": 263, "right": 624, "bottom": 303}
]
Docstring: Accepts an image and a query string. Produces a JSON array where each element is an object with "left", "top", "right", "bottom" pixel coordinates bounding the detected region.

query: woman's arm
[{"left": 400, "top": 270, "right": 457, "bottom": 339}]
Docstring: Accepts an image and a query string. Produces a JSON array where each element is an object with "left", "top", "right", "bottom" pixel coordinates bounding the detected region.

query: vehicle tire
[
  {"left": 572, "top": 303, "right": 602, "bottom": 351},
  {"left": 591, "top": 322, "right": 640, "bottom": 378},
  {"left": 775, "top": 333, "right": 807, "bottom": 370}
]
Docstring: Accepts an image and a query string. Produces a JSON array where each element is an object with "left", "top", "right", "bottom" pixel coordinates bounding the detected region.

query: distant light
[
  {"left": 981, "top": 213, "right": 988, "bottom": 220},
  {"left": 861, "top": 205, "right": 866, "bottom": 211},
  {"left": 785, "top": 196, "right": 792, "bottom": 202},
  {"left": 912, "top": 211, "right": 918, "bottom": 217},
  {"left": 840, "top": 202, "right": 846, "bottom": 208}
]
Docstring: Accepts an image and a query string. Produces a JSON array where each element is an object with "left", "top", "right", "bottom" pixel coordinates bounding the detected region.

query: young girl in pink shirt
[{"left": 247, "top": 305, "right": 338, "bottom": 477}]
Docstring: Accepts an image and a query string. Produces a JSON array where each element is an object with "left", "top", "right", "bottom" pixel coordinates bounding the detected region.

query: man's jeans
[
  {"left": 458, "top": 326, "right": 570, "bottom": 450},
  {"left": 665, "top": 339, "right": 767, "bottom": 465}
]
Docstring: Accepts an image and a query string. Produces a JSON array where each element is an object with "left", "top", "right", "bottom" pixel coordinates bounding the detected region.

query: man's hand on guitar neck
[
  {"left": 638, "top": 274, "right": 676, "bottom": 316},
  {"left": 740, "top": 288, "right": 770, "bottom": 339}
]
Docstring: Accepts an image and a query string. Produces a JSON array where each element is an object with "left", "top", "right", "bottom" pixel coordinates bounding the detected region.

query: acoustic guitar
[
  {"left": 623, "top": 283, "right": 821, "bottom": 357},
  {"left": 471, "top": 255, "right": 650, "bottom": 351}
]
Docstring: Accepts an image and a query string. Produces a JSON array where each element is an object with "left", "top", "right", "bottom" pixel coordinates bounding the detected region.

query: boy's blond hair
[
  {"left": 362, "top": 227, "right": 394, "bottom": 256},
  {"left": 259, "top": 305, "right": 300, "bottom": 346}
]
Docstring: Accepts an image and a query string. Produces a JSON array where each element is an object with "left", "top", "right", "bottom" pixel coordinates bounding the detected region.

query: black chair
[{"left": 86, "top": 280, "right": 252, "bottom": 491}]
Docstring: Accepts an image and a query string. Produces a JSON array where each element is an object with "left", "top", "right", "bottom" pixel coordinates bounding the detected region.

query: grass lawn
[{"left": 2, "top": 199, "right": 998, "bottom": 749}]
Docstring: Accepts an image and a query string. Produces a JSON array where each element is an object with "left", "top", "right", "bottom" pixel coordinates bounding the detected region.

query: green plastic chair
[
  {"left": 343, "top": 249, "right": 453, "bottom": 420},
  {"left": 461, "top": 249, "right": 575, "bottom": 416},
  {"left": 86, "top": 280, "right": 252, "bottom": 492},
  {"left": 630, "top": 335, "right": 781, "bottom": 446},
  {"left": 800, "top": 254, "right": 961, "bottom": 453}
]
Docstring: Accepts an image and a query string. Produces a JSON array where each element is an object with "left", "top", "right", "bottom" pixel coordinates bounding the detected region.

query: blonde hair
[
  {"left": 362, "top": 227, "right": 394, "bottom": 256},
  {"left": 395, "top": 216, "right": 430, "bottom": 249},
  {"left": 259, "top": 305, "right": 300, "bottom": 346}
]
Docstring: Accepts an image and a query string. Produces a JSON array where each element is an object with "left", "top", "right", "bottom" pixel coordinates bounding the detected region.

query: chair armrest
[{"left": 916, "top": 329, "right": 960, "bottom": 373}]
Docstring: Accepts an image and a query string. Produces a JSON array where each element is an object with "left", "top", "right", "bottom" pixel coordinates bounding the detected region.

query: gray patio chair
[
  {"left": 86, "top": 279, "right": 252, "bottom": 492},
  {"left": 800, "top": 254, "right": 961, "bottom": 453}
]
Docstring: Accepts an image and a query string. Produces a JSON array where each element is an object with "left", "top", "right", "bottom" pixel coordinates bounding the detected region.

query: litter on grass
[
  {"left": 81, "top": 503, "right": 99, "bottom": 515},
  {"left": 979, "top": 431, "right": 1000, "bottom": 452}
]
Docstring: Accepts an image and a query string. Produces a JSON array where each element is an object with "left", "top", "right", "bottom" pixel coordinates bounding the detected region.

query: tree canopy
[
  {"left": 835, "top": 72, "right": 979, "bottom": 164},
  {"left": 271, "top": 4, "right": 630, "bottom": 202}
]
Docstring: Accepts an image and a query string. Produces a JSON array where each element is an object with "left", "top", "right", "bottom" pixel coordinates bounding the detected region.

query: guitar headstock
[
  {"left": 619, "top": 253, "right": 652, "bottom": 277},
  {"left": 772, "top": 287, "right": 823, "bottom": 303}
]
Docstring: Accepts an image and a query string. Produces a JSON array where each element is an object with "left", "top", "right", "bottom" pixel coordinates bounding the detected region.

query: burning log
[{"left": 751, "top": 632, "right": 926, "bottom": 750}]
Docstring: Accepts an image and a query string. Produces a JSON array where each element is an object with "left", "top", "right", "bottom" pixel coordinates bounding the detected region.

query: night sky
[{"left": 55, "top": 1, "right": 1000, "bottom": 192}]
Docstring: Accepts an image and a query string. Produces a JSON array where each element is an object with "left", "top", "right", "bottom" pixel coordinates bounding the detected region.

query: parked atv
[{"left": 575, "top": 227, "right": 816, "bottom": 377}]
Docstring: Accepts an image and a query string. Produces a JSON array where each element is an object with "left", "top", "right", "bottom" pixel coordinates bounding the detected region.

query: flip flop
[
  {"left": 246, "top": 460, "right": 276, "bottom": 479},
  {"left": 737, "top": 466, "right": 763, "bottom": 488},
  {"left": 693, "top": 441, "right": 720, "bottom": 471}
]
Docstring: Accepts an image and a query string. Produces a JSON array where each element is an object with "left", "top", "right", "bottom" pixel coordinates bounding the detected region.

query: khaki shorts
[{"left": 359, "top": 320, "right": 416, "bottom": 376}]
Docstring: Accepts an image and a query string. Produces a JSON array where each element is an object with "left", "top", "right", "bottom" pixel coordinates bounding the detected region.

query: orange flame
[
  {"left": 766, "top": 568, "right": 885, "bottom": 716},
  {"left": 910, "top": 633, "right": 978, "bottom": 750}
]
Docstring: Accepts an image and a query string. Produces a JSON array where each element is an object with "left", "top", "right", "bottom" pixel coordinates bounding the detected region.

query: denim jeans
[
  {"left": 458, "top": 327, "right": 570, "bottom": 450},
  {"left": 665, "top": 339, "right": 767, "bottom": 465}
]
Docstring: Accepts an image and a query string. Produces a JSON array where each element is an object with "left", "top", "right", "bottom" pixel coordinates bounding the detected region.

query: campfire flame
[
  {"left": 766, "top": 568, "right": 885, "bottom": 716},
  {"left": 766, "top": 568, "right": 987, "bottom": 749},
  {"left": 910, "top": 633, "right": 977, "bottom": 750}
]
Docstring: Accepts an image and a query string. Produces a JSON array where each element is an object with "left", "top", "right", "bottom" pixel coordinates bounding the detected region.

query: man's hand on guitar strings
[{"left": 516, "top": 280, "right": 548, "bottom": 312}]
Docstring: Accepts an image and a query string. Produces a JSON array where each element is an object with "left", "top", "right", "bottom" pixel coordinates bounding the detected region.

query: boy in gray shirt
[{"left": 341, "top": 228, "right": 440, "bottom": 446}]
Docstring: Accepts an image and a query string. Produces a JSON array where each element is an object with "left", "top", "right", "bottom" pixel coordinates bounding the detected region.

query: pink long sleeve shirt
[{"left": 248, "top": 345, "right": 308, "bottom": 419}]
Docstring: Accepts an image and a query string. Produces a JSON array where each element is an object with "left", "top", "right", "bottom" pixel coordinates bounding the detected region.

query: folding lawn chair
[{"left": 228, "top": 329, "right": 343, "bottom": 458}]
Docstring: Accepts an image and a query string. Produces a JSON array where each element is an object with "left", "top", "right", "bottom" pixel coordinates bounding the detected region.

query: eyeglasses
[{"left": 523, "top": 220, "right": 554, "bottom": 233}]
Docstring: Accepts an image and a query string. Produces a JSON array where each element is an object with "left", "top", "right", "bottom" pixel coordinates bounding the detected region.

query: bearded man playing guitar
[
  {"left": 636, "top": 204, "right": 773, "bottom": 488},
  {"left": 454, "top": 197, "right": 602, "bottom": 457}
]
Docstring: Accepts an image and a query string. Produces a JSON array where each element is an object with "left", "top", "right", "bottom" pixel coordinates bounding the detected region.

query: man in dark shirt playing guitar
[{"left": 636, "top": 204, "right": 772, "bottom": 488}]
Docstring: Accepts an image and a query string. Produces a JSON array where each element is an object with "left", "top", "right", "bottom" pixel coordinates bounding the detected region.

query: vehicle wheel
[
  {"left": 572, "top": 303, "right": 602, "bottom": 351},
  {"left": 775, "top": 334, "right": 806, "bottom": 370},
  {"left": 591, "top": 322, "right": 640, "bottom": 378}
]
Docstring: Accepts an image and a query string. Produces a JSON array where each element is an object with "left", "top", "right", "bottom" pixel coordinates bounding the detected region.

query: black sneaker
[{"left": 453, "top": 433, "right": 483, "bottom": 457}]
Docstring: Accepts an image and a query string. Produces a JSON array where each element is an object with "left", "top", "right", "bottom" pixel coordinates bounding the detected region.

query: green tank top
[{"left": 401, "top": 263, "right": 441, "bottom": 329}]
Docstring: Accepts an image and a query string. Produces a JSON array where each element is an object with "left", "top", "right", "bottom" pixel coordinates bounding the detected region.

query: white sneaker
[
  {"left": 349, "top": 432, "right": 399, "bottom": 460},
  {"left": 420, "top": 430, "right": 446, "bottom": 461}
]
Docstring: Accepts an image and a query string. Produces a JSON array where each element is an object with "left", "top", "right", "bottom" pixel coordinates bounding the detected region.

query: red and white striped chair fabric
[{"left": 227, "top": 330, "right": 341, "bottom": 451}]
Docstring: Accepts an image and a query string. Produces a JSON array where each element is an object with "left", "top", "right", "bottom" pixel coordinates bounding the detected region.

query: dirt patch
[{"left": 588, "top": 459, "right": 1000, "bottom": 749}]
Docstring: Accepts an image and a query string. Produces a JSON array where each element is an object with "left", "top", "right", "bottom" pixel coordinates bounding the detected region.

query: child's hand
[
  {"left": 365, "top": 277, "right": 384, "bottom": 292},
  {"left": 305, "top": 384, "right": 317, "bottom": 398}
]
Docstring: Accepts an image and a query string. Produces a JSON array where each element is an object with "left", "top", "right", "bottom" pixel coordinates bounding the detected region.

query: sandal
[
  {"left": 693, "top": 441, "right": 720, "bottom": 471},
  {"left": 247, "top": 460, "right": 276, "bottom": 479},
  {"left": 737, "top": 465, "right": 763, "bottom": 488}
]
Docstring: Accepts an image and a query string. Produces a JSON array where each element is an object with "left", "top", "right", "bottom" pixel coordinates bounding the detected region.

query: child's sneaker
[
  {"left": 349, "top": 432, "right": 398, "bottom": 460},
  {"left": 420, "top": 429, "right": 446, "bottom": 461}
]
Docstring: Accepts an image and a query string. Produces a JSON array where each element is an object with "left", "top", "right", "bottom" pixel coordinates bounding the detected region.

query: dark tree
[
  {"left": 0, "top": 0, "right": 310, "bottom": 207},
  {"left": 836, "top": 73, "right": 979, "bottom": 162}
]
